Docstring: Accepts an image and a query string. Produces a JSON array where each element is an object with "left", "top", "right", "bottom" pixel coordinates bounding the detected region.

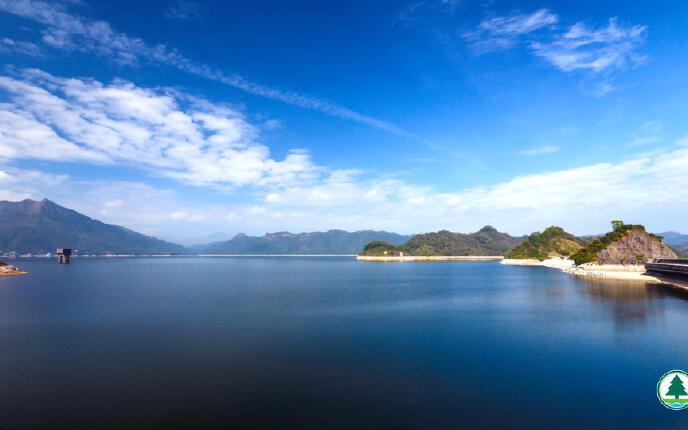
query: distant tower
[{"left": 56, "top": 248, "right": 72, "bottom": 264}]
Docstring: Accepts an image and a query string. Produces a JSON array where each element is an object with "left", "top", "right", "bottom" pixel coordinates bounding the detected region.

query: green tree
[
  {"left": 666, "top": 375, "right": 688, "bottom": 399},
  {"left": 611, "top": 220, "right": 625, "bottom": 231},
  {"left": 363, "top": 241, "right": 391, "bottom": 251}
]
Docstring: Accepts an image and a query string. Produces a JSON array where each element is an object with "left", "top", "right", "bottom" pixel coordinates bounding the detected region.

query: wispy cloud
[
  {"left": 0, "top": 166, "right": 68, "bottom": 201},
  {"left": 0, "top": 0, "right": 415, "bottom": 139},
  {"left": 463, "top": 9, "right": 647, "bottom": 93},
  {"left": 588, "top": 81, "right": 615, "bottom": 97},
  {"left": 531, "top": 17, "right": 647, "bottom": 73},
  {"left": 465, "top": 9, "right": 558, "bottom": 53},
  {"left": 517, "top": 145, "right": 560, "bottom": 156},
  {"left": 165, "top": 0, "right": 201, "bottom": 22},
  {"left": 31, "top": 147, "right": 688, "bottom": 237},
  {"left": 626, "top": 120, "right": 663, "bottom": 147},
  {"left": 0, "top": 37, "right": 43, "bottom": 56},
  {"left": 1, "top": 69, "right": 680, "bottom": 235},
  {"left": 627, "top": 137, "right": 659, "bottom": 147},
  {"left": 0, "top": 69, "right": 320, "bottom": 188},
  {"left": 250, "top": 147, "right": 688, "bottom": 235}
]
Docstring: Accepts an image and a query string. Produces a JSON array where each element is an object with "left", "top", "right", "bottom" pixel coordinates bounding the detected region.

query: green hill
[
  {"left": 0, "top": 199, "right": 185, "bottom": 255},
  {"left": 504, "top": 226, "right": 585, "bottom": 260},
  {"left": 359, "top": 226, "right": 524, "bottom": 256},
  {"left": 659, "top": 231, "right": 688, "bottom": 257}
]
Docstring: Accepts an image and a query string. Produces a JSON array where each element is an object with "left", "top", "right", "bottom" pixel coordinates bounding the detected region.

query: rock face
[
  {"left": 571, "top": 224, "right": 677, "bottom": 265},
  {"left": 596, "top": 230, "right": 676, "bottom": 264}
]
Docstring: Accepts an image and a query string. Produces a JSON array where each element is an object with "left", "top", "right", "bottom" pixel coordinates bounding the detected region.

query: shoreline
[
  {"left": 0, "top": 262, "right": 27, "bottom": 276},
  {"left": 563, "top": 264, "right": 661, "bottom": 283},
  {"left": 501, "top": 258, "right": 575, "bottom": 269},
  {"left": 0, "top": 271, "right": 28, "bottom": 276},
  {"left": 356, "top": 255, "right": 504, "bottom": 262},
  {"left": 504, "top": 258, "right": 688, "bottom": 290}
]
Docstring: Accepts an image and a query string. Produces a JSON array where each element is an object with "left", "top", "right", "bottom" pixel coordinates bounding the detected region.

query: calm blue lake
[{"left": 1, "top": 257, "right": 687, "bottom": 429}]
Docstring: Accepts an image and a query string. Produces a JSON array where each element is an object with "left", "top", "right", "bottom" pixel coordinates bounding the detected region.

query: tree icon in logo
[
  {"left": 658, "top": 370, "right": 688, "bottom": 410},
  {"left": 666, "top": 375, "right": 688, "bottom": 399}
]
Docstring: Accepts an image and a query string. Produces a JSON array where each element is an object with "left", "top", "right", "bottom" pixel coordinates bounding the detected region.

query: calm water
[{"left": 1, "top": 257, "right": 687, "bottom": 429}]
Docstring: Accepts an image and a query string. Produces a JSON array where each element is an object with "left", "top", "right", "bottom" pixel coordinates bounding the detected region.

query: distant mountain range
[
  {"left": 660, "top": 231, "right": 688, "bottom": 257},
  {"left": 2, "top": 198, "right": 687, "bottom": 257},
  {"left": 359, "top": 226, "right": 525, "bottom": 256},
  {"left": 192, "top": 230, "right": 412, "bottom": 255},
  {"left": 0, "top": 199, "right": 185, "bottom": 255},
  {"left": 0, "top": 199, "right": 410, "bottom": 255}
]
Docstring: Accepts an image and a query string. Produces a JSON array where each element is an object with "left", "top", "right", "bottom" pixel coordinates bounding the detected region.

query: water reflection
[{"left": 575, "top": 277, "right": 688, "bottom": 328}]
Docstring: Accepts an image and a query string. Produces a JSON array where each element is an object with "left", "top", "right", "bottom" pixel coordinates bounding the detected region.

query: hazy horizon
[{"left": 1, "top": 1, "right": 687, "bottom": 239}]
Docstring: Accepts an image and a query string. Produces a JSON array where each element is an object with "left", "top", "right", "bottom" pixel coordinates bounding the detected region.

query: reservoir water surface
[{"left": 1, "top": 257, "right": 687, "bottom": 429}]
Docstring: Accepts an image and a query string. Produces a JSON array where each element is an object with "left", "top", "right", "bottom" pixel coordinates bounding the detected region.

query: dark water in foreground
[{"left": 1, "top": 257, "right": 687, "bottom": 429}]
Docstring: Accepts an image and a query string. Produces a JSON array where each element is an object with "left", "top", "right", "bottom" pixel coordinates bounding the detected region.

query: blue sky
[{"left": 0, "top": 0, "right": 687, "bottom": 241}]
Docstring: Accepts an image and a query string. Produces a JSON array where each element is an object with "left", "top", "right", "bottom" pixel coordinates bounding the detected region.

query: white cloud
[
  {"left": 465, "top": 9, "right": 558, "bottom": 53},
  {"left": 246, "top": 148, "right": 688, "bottom": 235},
  {"left": 481, "top": 9, "right": 558, "bottom": 35},
  {"left": 0, "top": 0, "right": 413, "bottom": 138},
  {"left": 4, "top": 147, "right": 688, "bottom": 237},
  {"left": 0, "top": 37, "right": 43, "bottom": 56},
  {"left": 464, "top": 9, "right": 647, "bottom": 94},
  {"left": 0, "top": 166, "right": 68, "bottom": 201},
  {"left": 517, "top": 145, "right": 560, "bottom": 156},
  {"left": 0, "top": 69, "right": 319, "bottom": 188},
  {"left": 169, "top": 210, "right": 205, "bottom": 221},
  {"left": 531, "top": 17, "right": 646, "bottom": 73}
]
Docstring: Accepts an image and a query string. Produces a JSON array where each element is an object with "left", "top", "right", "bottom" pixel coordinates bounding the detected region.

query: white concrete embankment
[{"left": 356, "top": 256, "right": 504, "bottom": 262}]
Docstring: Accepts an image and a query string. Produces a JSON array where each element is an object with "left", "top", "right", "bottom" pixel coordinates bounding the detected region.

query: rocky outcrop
[
  {"left": 596, "top": 230, "right": 676, "bottom": 264},
  {"left": 571, "top": 224, "right": 676, "bottom": 265},
  {"left": 0, "top": 261, "right": 25, "bottom": 276}
]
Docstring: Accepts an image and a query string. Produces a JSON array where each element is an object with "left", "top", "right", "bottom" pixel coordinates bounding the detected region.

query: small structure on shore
[{"left": 57, "top": 248, "right": 72, "bottom": 264}]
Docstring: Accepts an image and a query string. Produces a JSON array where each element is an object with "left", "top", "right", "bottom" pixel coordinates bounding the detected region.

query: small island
[{"left": 0, "top": 261, "right": 26, "bottom": 276}]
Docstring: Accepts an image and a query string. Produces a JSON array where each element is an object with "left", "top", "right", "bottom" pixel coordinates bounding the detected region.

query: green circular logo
[{"left": 657, "top": 370, "right": 688, "bottom": 410}]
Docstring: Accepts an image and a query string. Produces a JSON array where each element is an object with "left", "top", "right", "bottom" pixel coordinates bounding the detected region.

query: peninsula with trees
[
  {"left": 357, "top": 226, "right": 524, "bottom": 260},
  {"left": 358, "top": 221, "right": 686, "bottom": 287}
]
